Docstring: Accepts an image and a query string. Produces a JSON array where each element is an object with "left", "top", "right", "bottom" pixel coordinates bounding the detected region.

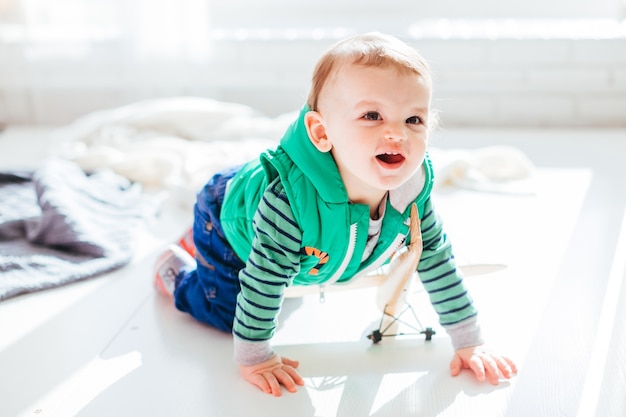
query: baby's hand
[
  {"left": 449, "top": 345, "right": 517, "bottom": 385},
  {"left": 238, "top": 354, "right": 305, "bottom": 396}
]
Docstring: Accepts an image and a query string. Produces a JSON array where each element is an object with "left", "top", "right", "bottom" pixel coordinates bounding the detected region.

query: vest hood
[
  {"left": 279, "top": 105, "right": 349, "bottom": 204},
  {"left": 277, "top": 104, "right": 434, "bottom": 216}
]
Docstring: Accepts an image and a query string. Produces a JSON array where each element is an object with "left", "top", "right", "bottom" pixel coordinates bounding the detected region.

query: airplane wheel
[
  {"left": 421, "top": 327, "right": 436, "bottom": 341},
  {"left": 368, "top": 329, "right": 383, "bottom": 343}
]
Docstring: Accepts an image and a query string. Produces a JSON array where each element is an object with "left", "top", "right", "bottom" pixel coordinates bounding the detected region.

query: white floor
[{"left": 1, "top": 126, "right": 625, "bottom": 417}]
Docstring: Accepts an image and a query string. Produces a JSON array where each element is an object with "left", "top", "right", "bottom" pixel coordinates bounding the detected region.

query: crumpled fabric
[{"left": 0, "top": 158, "right": 158, "bottom": 300}]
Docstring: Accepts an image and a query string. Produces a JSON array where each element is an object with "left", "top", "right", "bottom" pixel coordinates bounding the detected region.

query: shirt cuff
[
  {"left": 444, "top": 315, "right": 485, "bottom": 350},
  {"left": 233, "top": 336, "right": 275, "bottom": 366}
]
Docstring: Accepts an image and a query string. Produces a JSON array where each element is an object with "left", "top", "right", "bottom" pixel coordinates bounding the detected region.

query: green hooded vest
[{"left": 220, "top": 105, "right": 434, "bottom": 286}]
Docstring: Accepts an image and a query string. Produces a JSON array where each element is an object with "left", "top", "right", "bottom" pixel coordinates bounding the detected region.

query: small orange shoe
[
  {"left": 154, "top": 245, "right": 195, "bottom": 297},
  {"left": 177, "top": 227, "right": 196, "bottom": 257}
]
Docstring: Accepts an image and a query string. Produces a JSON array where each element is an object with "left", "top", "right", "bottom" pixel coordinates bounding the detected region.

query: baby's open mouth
[{"left": 376, "top": 152, "right": 405, "bottom": 165}]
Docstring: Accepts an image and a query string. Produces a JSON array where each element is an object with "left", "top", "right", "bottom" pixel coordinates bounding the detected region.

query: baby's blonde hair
[{"left": 307, "top": 32, "right": 433, "bottom": 112}]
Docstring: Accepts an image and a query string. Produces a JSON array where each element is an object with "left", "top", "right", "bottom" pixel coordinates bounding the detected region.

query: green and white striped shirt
[{"left": 232, "top": 177, "right": 482, "bottom": 365}]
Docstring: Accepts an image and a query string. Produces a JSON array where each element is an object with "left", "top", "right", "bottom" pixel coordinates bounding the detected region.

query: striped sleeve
[
  {"left": 232, "top": 178, "right": 302, "bottom": 344},
  {"left": 417, "top": 197, "right": 479, "bottom": 332}
]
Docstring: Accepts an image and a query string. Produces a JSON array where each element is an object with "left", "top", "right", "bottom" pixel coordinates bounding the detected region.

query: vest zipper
[
  {"left": 319, "top": 222, "right": 358, "bottom": 303},
  {"left": 336, "top": 232, "right": 407, "bottom": 287}
]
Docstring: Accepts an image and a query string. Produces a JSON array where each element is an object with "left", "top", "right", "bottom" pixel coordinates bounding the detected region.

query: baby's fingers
[
  {"left": 264, "top": 371, "right": 284, "bottom": 397},
  {"left": 281, "top": 356, "right": 300, "bottom": 369},
  {"left": 247, "top": 372, "right": 279, "bottom": 396},
  {"left": 449, "top": 353, "right": 463, "bottom": 377},
  {"left": 479, "top": 354, "right": 501, "bottom": 385},
  {"left": 481, "top": 353, "right": 518, "bottom": 384},
  {"left": 284, "top": 365, "right": 305, "bottom": 387},
  {"left": 274, "top": 368, "right": 299, "bottom": 393},
  {"left": 468, "top": 355, "right": 486, "bottom": 382},
  {"left": 495, "top": 355, "right": 517, "bottom": 378}
]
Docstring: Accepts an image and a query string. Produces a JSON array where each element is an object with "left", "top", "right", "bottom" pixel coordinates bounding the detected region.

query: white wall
[{"left": 0, "top": 0, "right": 625, "bottom": 127}]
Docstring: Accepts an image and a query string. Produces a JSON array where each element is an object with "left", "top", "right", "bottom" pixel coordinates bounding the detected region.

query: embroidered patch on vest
[{"left": 302, "top": 246, "right": 329, "bottom": 275}]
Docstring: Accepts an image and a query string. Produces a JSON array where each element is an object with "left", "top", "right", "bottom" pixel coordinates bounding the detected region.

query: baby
[{"left": 155, "top": 32, "right": 517, "bottom": 396}]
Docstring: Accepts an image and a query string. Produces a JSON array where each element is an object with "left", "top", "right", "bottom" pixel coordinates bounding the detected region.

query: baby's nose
[{"left": 384, "top": 124, "right": 407, "bottom": 141}]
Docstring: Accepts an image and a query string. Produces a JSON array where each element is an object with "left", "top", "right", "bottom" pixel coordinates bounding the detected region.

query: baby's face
[{"left": 316, "top": 63, "right": 431, "bottom": 204}]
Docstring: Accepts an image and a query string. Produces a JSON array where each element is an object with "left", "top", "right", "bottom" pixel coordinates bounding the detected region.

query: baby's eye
[
  {"left": 406, "top": 116, "right": 422, "bottom": 125},
  {"left": 363, "top": 111, "right": 382, "bottom": 121}
]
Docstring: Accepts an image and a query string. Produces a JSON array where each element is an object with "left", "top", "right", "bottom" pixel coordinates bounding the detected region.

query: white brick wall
[
  {"left": 418, "top": 37, "right": 626, "bottom": 127},
  {"left": 0, "top": 21, "right": 625, "bottom": 127},
  {"left": 614, "top": 68, "right": 626, "bottom": 88},
  {"left": 579, "top": 96, "right": 626, "bottom": 124}
]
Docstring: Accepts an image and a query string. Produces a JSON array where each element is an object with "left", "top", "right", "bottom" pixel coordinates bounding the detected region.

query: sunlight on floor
[
  {"left": 304, "top": 371, "right": 429, "bottom": 416},
  {"left": 369, "top": 372, "right": 428, "bottom": 415},
  {"left": 64, "top": 351, "right": 143, "bottom": 415},
  {"left": 304, "top": 376, "right": 347, "bottom": 416},
  {"left": 576, "top": 207, "right": 626, "bottom": 417},
  {"left": 0, "top": 279, "right": 108, "bottom": 352},
  {"left": 19, "top": 351, "right": 142, "bottom": 417}
]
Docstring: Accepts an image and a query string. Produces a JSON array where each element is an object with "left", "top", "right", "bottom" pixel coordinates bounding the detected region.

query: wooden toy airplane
[{"left": 284, "top": 203, "right": 506, "bottom": 344}]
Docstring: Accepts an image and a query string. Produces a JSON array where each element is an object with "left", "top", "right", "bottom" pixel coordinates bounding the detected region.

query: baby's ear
[{"left": 304, "top": 111, "right": 332, "bottom": 153}]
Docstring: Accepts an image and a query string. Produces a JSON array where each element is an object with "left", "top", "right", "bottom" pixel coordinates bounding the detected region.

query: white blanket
[{"left": 56, "top": 97, "right": 535, "bottom": 207}]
